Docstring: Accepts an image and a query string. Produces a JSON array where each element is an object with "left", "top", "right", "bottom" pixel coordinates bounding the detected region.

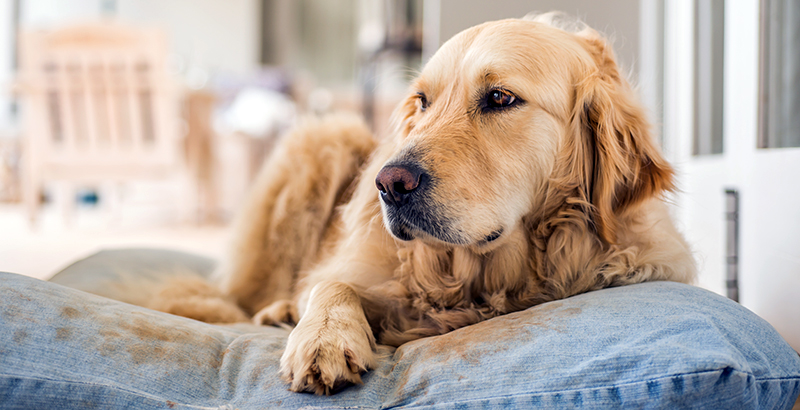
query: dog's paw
[
  {"left": 280, "top": 310, "right": 377, "bottom": 395},
  {"left": 253, "top": 300, "right": 298, "bottom": 326}
]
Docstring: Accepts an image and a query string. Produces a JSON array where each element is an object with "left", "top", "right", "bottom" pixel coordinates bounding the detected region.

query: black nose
[{"left": 375, "top": 164, "right": 424, "bottom": 206}]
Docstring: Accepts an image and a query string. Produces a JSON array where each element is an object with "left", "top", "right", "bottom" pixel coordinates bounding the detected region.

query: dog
[{"left": 150, "top": 13, "right": 696, "bottom": 395}]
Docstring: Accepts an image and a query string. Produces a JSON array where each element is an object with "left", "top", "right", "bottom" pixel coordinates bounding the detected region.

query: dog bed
[{"left": 1, "top": 248, "right": 798, "bottom": 409}]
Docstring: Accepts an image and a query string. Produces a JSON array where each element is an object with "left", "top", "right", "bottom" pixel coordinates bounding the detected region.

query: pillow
[
  {"left": 1, "top": 249, "right": 798, "bottom": 409},
  {"left": 49, "top": 248, "right": 216, "bottom": 307}
]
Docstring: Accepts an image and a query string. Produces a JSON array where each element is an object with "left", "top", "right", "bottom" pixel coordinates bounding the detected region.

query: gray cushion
[{"left": 49, "top": 248, "right": 215, "bottom": 307}]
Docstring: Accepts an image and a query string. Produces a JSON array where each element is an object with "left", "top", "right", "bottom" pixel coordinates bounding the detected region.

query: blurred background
[{"left": 0, "top": 0, "right": 797, "bottom": 350}]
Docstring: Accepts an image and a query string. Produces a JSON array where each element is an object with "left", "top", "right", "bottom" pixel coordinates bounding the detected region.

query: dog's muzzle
[
  {"left": 375, "top": 162, "right": 497, "bottom": 246},
  {"left": 375, "top": 162, "right": 440, "bottom": 242}
]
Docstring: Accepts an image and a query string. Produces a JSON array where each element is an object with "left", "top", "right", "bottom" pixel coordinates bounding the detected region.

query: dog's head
[{"left": 376, "top": 15, "right": 674, "bottom": 250}]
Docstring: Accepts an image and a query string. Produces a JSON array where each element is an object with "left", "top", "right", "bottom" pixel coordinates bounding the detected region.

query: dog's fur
[{"left": 151, "top": 14, "right": 695, "bottom": 395}]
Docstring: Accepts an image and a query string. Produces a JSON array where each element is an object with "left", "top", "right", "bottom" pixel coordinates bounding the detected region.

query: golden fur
[{"left": 150, "top": 14, "right": 695, "bottom": 395}]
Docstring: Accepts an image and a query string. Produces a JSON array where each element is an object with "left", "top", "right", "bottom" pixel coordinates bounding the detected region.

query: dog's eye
[
  {"left": 485, "top": 89, "right": 516, "bottom": 109},
  {"left": 415, "top": 92, "right": 428, "bottom": 112}
]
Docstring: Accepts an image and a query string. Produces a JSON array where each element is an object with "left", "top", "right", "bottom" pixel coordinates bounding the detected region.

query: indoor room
[{"left": 0, "top": 1, "right": 798, "bottom": 408}]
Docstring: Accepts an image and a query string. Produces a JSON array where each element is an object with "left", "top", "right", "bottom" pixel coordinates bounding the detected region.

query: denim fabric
[{"left": 1, "top": 269, "right": 799, "bottom": 409}]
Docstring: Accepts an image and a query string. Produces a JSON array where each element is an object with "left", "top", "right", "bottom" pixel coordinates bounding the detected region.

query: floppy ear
[
  {"left": 570, "top": 30, "right": 675, "bottom": 245},
  {"left": 388, "top": 92, "right": 421, "bottom": 140}
]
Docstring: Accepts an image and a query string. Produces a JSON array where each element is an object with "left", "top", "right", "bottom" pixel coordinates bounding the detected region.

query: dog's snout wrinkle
[{"left": 376, "top": 165, "right": 424, "bottom": 206}]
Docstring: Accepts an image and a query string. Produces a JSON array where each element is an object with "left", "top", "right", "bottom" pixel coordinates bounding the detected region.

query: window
[
  {"left": 693, "top": 0, "right": 725, "bottom": 155},
  {"left": 758, "top": 0, "right": 800, "bottom": 148}
]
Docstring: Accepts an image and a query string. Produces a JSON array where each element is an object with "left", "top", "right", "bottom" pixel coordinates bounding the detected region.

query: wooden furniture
[
  {"left": 0, "top": 136, "right": 20, "bottom": 203},
  {"left": 18, "top": 21, "right": 184, "bottom": 225},
  {"left": 183, "top": 90, "right": 218, "bottom": 224}
]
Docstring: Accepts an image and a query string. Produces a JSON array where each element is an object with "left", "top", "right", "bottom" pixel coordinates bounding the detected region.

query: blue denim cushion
[{"left": 2, "top": 252, "right": 799, "bottom": 409}]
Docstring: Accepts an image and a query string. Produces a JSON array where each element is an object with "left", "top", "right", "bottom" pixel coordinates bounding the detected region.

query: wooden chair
[
  {"left": 183, "top": 90, "right": 218, "bottom": 224},
  {"left": 0, "top": 136, "right": 20, "bottom": 203},
  {"left": 18, "top": 21, "right": 185, "bottom": 225}
]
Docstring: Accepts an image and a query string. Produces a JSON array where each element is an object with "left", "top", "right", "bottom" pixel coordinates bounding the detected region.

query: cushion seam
[
  {"left": 0, "top": 373, "right": 221, "bottom": 410},
  {"left": 382, "top": 368, "right": 800, "bottom": 409},
  {"left": 2, "top": 367, "right": 797, "bottom": 409}
]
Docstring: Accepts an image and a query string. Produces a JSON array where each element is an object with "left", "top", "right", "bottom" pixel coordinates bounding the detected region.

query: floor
[{"left": 0, "top": 201, "right": 229, "bottom": 281}]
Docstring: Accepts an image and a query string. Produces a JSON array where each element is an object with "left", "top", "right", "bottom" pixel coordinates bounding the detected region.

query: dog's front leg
[{"left": 280, "top": 280, "right": 377, "bottom": 395}]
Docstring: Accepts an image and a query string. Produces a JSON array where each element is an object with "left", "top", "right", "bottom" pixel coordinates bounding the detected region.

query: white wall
[
  {"left": 19, "top": 0, "right": 99, "bottom": 24},
  {"left": 19, "top": 0, "right": 261, "bottom": 76},
  {"left": 0, "top": 0, "right": 15, "bottom": 133},
  {"left": 425, "top": 0, "right": 641, "bottom": 79},
  {"left": 116, "top": 0, "right": 260, "bottom": 76}
]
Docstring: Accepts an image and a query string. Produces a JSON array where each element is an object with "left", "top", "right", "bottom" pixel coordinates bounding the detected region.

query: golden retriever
[{"left": 150, "top": 13, "right": 696, "bottom": 395}]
